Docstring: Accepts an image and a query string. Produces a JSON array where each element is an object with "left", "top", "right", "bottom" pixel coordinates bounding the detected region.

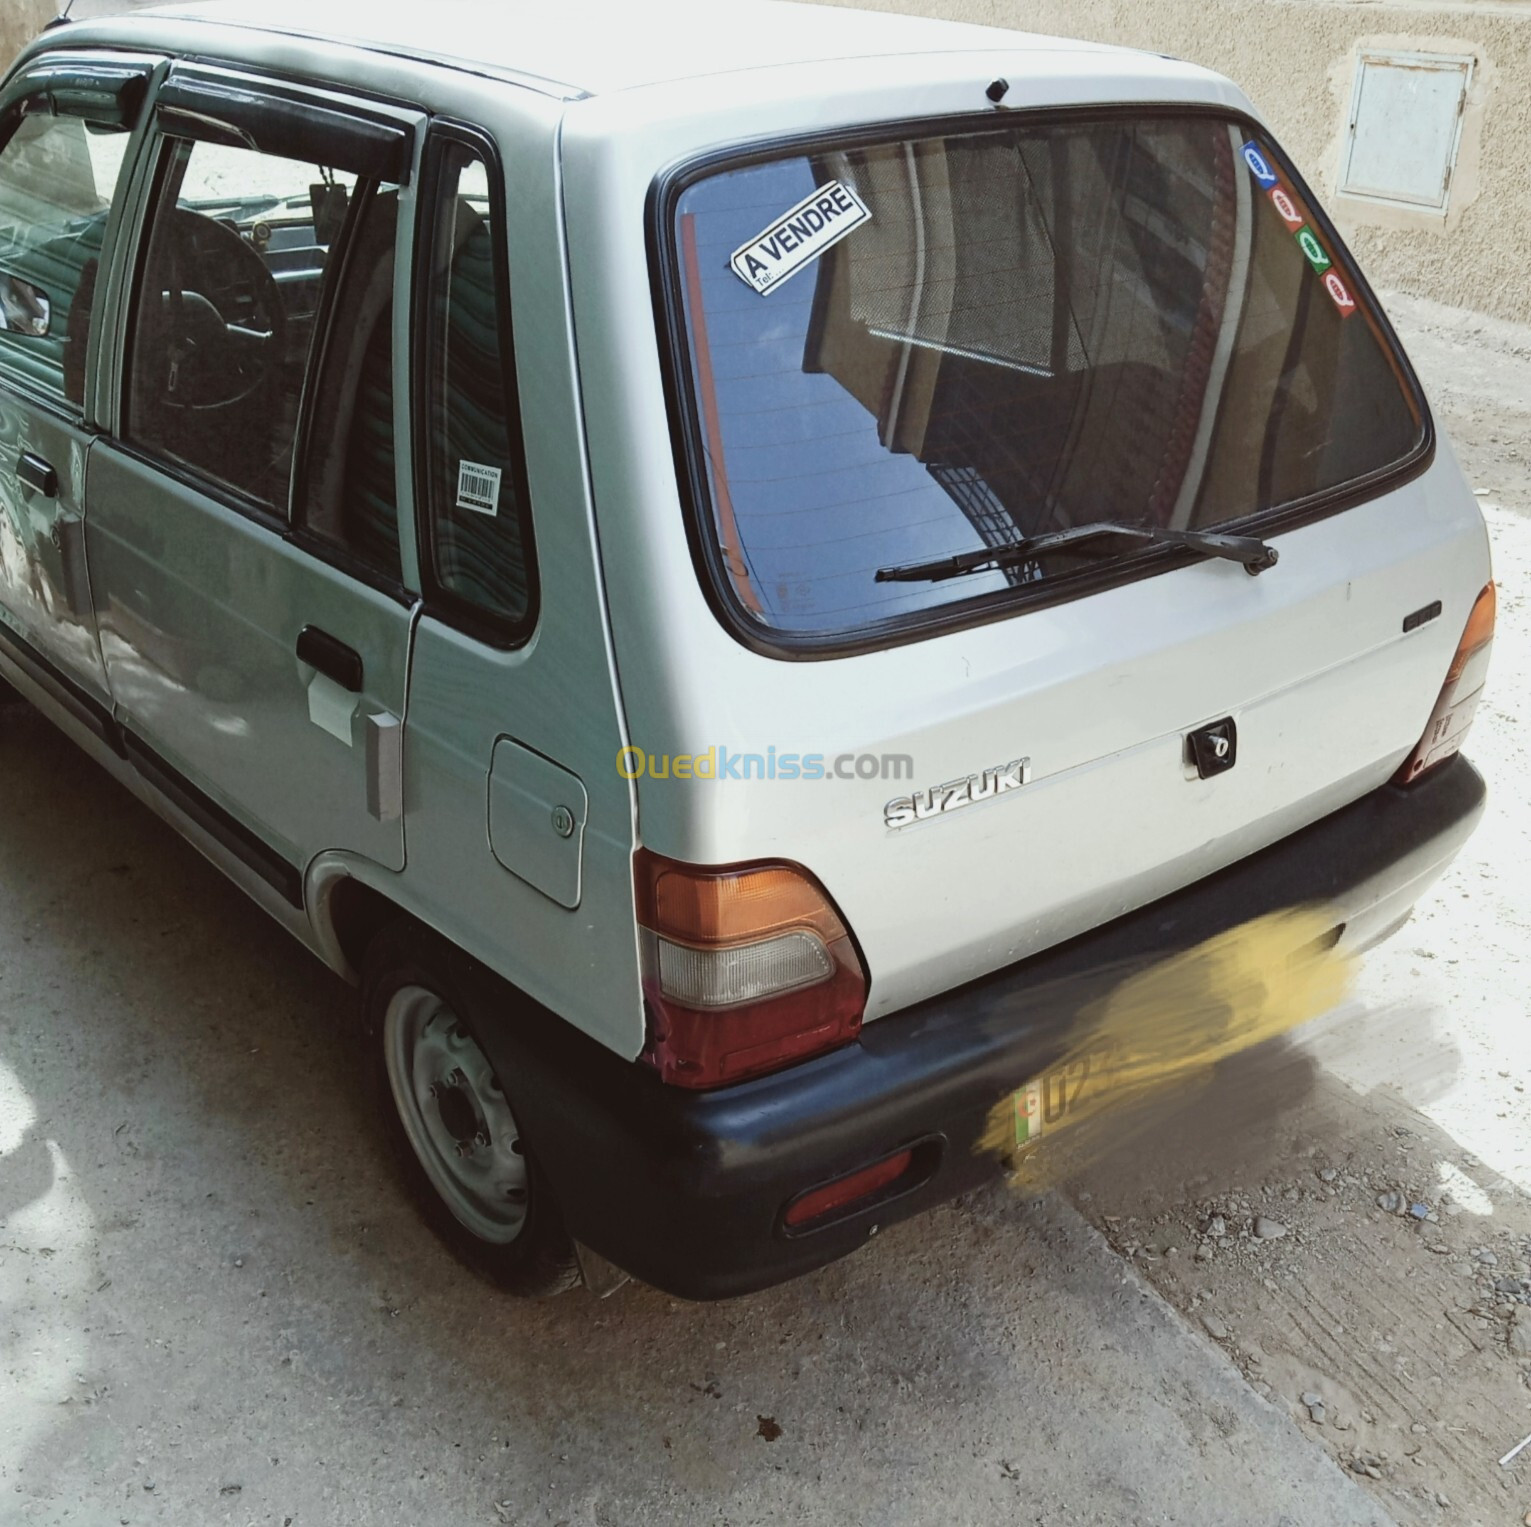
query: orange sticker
[
  {"left": 1269, "top": 185, "right": 1305, "bottom": 231},
  {"left": 1323, "top": 269, "right": 1358, "bottom": 317}
]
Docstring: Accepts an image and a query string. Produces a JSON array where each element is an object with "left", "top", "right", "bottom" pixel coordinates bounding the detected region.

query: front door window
[
  {"left": 126, "top": 136, "right": 397, "bottom": 511},
  {"left": 0, "top": 109, "right": 131, "bottom": 406}
]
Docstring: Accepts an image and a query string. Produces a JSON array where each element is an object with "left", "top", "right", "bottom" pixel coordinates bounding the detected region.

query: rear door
[
  {"left": 0, "top": 53, "right": 154, "bottom": 707},
  {"left": 87, "top": 67, "right": 424, "bottom": 893},
  {"left": 398, "top": 110, "right": 643, "bottom": 1055}
]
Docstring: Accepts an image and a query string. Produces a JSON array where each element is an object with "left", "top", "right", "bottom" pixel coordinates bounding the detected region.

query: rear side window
[
  {"left": 665, "top": 114, "right": 1426, "bottom": 645},
  {"left": 417, "top": 133, "right": 536, "bottom": 639}
]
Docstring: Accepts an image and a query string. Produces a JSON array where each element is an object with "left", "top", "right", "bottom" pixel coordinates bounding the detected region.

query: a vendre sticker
[
  {"left": 1240, "top": 139, "right": 1356, "bottom": 318},
  {"left": 730, "top": 180, "right": 871, "bottom": 296}
]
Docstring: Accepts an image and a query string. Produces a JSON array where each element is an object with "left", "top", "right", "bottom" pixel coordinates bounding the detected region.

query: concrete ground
[
  {"left": 1, "top": 295, "right": 1528, "bottom": 1527},
  {"left": 0, "top": 734, "right": 1392, "bottom": 1526}
]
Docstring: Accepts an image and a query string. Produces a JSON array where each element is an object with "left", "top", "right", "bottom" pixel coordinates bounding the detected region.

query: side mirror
[{"left": 0, "top": 273, "right": 52, "bottom": 337}]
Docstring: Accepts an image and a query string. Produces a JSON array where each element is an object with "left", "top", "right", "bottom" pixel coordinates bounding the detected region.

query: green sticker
[{"left": 1296, "top": 226, "right": 1332, "bottom": 275}]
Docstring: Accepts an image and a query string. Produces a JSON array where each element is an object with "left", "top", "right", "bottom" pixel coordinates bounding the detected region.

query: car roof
[{"left": 122, "top": 0, "right": 1127, "bottom": 100}]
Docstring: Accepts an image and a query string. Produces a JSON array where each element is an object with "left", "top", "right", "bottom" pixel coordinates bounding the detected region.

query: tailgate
[
  {"left": 629, "top": 99, "right": 1491, "bottom": 1019},
  {"left": 820, "top": 467, "right": 1486, "bottom": 1017}
]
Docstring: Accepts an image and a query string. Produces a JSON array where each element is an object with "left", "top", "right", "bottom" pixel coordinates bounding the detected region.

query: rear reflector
[
  {"left": 783, "top": 1149, "right": 914, "bottom": 1228},
  {"left": 1395, "top": 582, "right": 1495, "bottom": 786},
  {"left": 635, "top": 851, "right": 866, "bottom": 1089}
]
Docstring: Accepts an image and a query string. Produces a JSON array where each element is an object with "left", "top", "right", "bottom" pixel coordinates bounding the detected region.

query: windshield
[{"left": 667, "top": 113, "right": 1426, "bottom": 643}]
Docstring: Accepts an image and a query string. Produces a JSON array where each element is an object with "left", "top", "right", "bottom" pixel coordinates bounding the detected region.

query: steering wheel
[{"left": 150, "top": 208, "right": 286, "bottom": 412}]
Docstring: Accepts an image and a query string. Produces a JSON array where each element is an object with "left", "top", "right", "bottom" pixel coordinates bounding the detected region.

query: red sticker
[
  {"left": 1323, "top": 269, "right": 1358, "bottom": 317},
  {"left": 1269, "top": 186, "right": 1304, "bottom": 231}
]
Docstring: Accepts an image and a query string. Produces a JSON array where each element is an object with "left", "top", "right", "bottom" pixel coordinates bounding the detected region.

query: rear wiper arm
[{"left": 875, "top": 521, "right": 1280, "bottom": 584}]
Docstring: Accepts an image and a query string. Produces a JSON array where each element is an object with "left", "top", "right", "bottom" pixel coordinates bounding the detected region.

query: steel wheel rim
[{"left": 382, "top": 985, "right": 528, "bottom": 1244}]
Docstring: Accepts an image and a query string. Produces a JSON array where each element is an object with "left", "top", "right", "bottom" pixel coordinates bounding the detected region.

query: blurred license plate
[{"left": 1013, "top": 1041, "right": 1118, "bottom": 1149}]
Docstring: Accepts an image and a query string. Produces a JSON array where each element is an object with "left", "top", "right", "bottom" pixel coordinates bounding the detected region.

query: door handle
[
  {"left": 296, "top": 625, "right": 363, "bottom": 692},
  {"left": 18, "top": 451, "right": 58, "bottom": 498}
]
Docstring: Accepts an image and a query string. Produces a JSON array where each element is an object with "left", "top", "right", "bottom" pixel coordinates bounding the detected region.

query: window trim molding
[
  {"left": 647, "top": 102, "right": 1436, "bottom": 662},
  {"left": 289, "top": 170, "right": 416, "bottom": 590},
  {"left": 408, "top": 117, "right": 541, "bottom": 651},
  {"left": 289, "top": 168, "right": 390, "bottom": 534},
  {"left": 152, "top": 68, "right": 412, "bottom": 184}
]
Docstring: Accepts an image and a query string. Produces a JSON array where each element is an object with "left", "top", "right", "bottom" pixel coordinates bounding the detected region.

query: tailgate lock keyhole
[{"left": 1188, "top": 718, "right": 1238, "bottom": 780}]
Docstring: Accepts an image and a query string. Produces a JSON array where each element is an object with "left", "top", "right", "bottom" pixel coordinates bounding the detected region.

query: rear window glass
[{"left": 668, "top": 114, "right": 1425, "bottom": 643}]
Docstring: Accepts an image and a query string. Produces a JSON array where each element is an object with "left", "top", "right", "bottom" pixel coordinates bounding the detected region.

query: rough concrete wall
[
  {"left": 2, "top": 1, "right": 57, "bottom": 72},
  {"left": 816, "top": 0, "right": 1531, "bottom": 322}
]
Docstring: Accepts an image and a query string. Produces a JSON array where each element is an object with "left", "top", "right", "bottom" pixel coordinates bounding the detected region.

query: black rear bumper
[{"left": 461, "top": 758, "right": 1485, "bottom": 1300}]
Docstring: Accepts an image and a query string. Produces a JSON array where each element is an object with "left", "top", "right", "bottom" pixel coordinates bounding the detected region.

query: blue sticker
[{"left": 1240, "top": 141, "right": 1279, "bottom": 190}]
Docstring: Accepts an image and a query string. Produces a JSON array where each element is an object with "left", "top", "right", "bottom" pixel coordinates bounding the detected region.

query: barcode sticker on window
[{"left": 456, "top": 460, "right": 502, "bottom": 516}]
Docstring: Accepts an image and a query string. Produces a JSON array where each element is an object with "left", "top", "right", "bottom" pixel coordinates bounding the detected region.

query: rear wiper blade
[{"left": 876, "top": 520, "right": 1279, "bottom": 584}]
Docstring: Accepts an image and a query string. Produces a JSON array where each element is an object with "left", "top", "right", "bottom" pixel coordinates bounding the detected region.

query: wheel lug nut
[{"left": 474, "top": 1130, "right": 490, "bottom": 1148}]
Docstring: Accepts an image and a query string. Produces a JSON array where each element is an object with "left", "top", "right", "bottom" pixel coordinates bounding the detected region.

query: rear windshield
[{"left": 666, "top": 113, "right": 1425, "bottom": 644}]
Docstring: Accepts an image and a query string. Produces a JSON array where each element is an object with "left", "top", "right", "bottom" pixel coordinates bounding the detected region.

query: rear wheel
[{"left": 362, "top": 920, "right": 578, "bottom": 1297}]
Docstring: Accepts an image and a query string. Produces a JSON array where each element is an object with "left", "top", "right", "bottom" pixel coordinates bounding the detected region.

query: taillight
[
  {"left": 634, "top": 850, "right": 866, "bottom": 1088},
  {"left": 1395, "top": 582, "right": 1495, "bottom": 786}
]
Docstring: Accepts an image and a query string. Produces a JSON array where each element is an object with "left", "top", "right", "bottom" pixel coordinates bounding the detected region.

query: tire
[{"left": 361, "top": 918, "right": 579, "bottom": 1297}]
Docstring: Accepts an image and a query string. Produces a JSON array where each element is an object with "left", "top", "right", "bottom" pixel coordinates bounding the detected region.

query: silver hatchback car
[{"left": 0, "top": 0, "right": 1491, "bottom": 1297}]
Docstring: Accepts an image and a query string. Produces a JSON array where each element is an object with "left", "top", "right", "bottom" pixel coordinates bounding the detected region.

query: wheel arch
[{"left": 306, "top": 852, "right": 417, "bottom": 984}]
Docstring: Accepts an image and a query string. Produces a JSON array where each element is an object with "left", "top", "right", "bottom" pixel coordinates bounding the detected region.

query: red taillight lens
[
  {"left": 635, "top": 850, "right": 866, "bottom": 1089},
  {"left": 783, "top": 1149, "right": 914, "bottom": 1228},
  {"left": 1395, "top": 582, "right": 1495, "bottom": 786}
]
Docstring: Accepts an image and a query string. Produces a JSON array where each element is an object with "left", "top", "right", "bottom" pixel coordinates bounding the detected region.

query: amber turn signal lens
[
  {"left": 637, "top": 856, "right": 849, "bottom": 947},
  {"left": 1446, "top": 581, "right": 1496, "bottom": 683},
  {"left": 1396, "top": 581, "right": 1495, "bottom": 786}
]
